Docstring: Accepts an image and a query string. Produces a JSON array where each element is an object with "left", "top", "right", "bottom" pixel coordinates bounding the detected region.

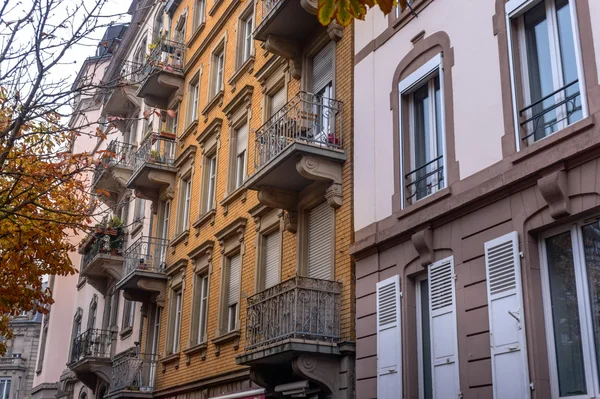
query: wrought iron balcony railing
[
  {"left": 123, "top": 236, "right": 169, "bottom": 277},
  {"left": 254, "top": 91, "right": 343, "bottom": 171},
  {"left": 81, "top": 229, "right": 126, "bottom": 271},
  {"left": 119, "top": 61, "right": 145, "bottom": 85},
  {"left": 519, "top": 79, "right": 582, "bottom": 144},
  {"left": 69, "top": 329, "right": 112, "bottom": 364},
  {"left": 405, "top": 155, "right": 445, "bottom": 204},
  {"left": 92, "top": 140, "right": 136, "bottom": 187},
  {"left": 110, "top": 353, "right": 158, "bottom": 393},
  {"left": 133, "top": 133, "right": 177, "bottom": 176},
  {"left": 144, "top": 38, "right": 185, "bottom": 78},
  {"left": 244, "top": 276, "right": 341, "bottom": 351}
]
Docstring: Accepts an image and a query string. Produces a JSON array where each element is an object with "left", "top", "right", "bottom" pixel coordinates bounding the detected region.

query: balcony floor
[
  {"left": 236, "top": 338, "right": 340, "bottom": 366},
  {"left": 254, "top": 0, "right": 320, "bottom": 42}
]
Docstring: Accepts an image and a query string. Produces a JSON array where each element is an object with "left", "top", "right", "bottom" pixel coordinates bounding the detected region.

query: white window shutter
[
  {"left": 484, "top": 232, "right": 530, "bottom": 399},
  {"left": 236, "top": 123, "right": 248, "bottom": 156},
  {"left": 264, "top": 231, "right": 280, "bottom": 289},
  {"left": 228, "top": 253, "right": 241, "bottom": 306},
  {"left": 376, "top": 275, "right": 402, "bottom": 399},
  {"left": 428, "top": 257, "right": 460, "bottom": 399},
  {"left": 307, "top": 202, "right": 333, "bottom": 280}
]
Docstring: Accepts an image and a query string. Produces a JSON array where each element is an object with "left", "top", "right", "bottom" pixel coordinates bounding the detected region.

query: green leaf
[
  {"left": 348, "top": 0, "right": 367, "bottom": 19},
  {"left": 318, "top": 0, "right": 336, "bottom": 26},
  {"left": 336, "top": 0, "right": 353, "bottom": 26}
]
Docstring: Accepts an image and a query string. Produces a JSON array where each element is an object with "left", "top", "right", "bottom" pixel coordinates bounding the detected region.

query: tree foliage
[{"left": 317, "top": 0, "right": 408, "bottom": 26}]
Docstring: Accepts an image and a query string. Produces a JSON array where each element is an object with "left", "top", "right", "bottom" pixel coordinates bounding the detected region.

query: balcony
[
  {"left": 104, "top": 61, "right": 144, "bottom": 117},
  {"left": 117, "top": 237, "right": 168, "bottom": 306},
  {"left": 0, "top": 357, "right": 27, "bottom": 370},
  {"left": 126, "top": 133, "right": 177, "bottom": 204},
  {"left": 137, "top": 38, "right": 185, "bottom": 109},
  {"left": 245, "top": 92, "right": 345, "bottom": 210},
  {"left": 68, "top": 329, "right": 114, "bottom": 390},
  {"left": 108, "top": 353, "right": 157, "bottom": 398},
  {"left": 254, "top": 0, "right": 319, "bottom": 45},
  {"left": 79, "top": 228, "right": 125, "bottom": 295},
  {"left": 92, "top": 141, "right": 136, "bottom": 204},
  {"left": 237, "top": 276, "right": 341, "bottom": 366}
]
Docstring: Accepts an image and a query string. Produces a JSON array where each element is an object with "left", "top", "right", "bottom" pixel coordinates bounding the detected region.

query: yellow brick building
[{"left": 118, "top": 1, "right": 355, "bottom": 398}]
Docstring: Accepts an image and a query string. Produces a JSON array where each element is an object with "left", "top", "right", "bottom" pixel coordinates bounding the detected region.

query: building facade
[
  {"left": 352, "top": 0, "right": 600, "bottom": 398},
  {"left": 0, "top": 311, "right": 42, "bottom": 399}
]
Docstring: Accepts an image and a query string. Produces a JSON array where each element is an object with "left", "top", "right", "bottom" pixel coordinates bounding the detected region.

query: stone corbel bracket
[
  {"left": 264, "top": 35, "right": 302, "bottom": 80},
  {"left": 257, "top": 187, "right": 298, "bottom": 233},
  {"left": 296, "top": 155, "right": 343, "bottom": 209},
  {"left": 291, "top": 354, "right": 339, "bottom": 395},
  {"left": 538, "top": 170, "right": 571, "bottom": 220},
  {"left": 411, "top": 228, "right": 433, "bottom": 268}
]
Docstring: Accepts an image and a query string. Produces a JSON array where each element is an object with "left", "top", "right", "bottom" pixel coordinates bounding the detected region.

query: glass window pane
[
  {"left": 555, "top": 0, "right": 582, "bottom": 125},
  {"left": 524, "top": 1, "right": 557, "bottom": 140},
  {"left": 434, "top": 76, "right": 443, "bottom": 191},
  {"left": 545, "top": 231, "right": 587, "bottom": 396},
  {"left": 581, "top": 222, "right": 600, "bottom": 383},
  {"left": 412, "top": 83, "right": 430, "bottom": 200},
  {"left": 420, "top": 279, "right": 433, "bottom": 399}
]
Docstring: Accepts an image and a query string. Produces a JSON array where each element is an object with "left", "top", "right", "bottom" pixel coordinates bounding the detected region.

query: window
[
  {"left": 212, "top": 50, "right": 225, "bottom": 95},
  {"left": 87, "top": 295, "right": 97, "bottom": 330},
  {"left": 415, "top": 276, "right": 432, "bottom": 399},
  {"left": 262, "top": 230, "right": 280, "bottom": 289},
  {"left": 268, "top": 85, "right": 286, "bottom": 119},
  {"left": 122, "top": 299, "right": 135, "bottom": 329},
  {"left": 177, "top": 179, "right": 192, "bottom": 233},
  {"left": 188, "top": 79, "right": 199, "bottom": 124},
  {"left": 203, "top": 155, "right": 217, "bottom": 213},
  {"left": 237, "top": 10, "right": 254, "bottom": 67},
  {"left": 158, "top": 200, "right": 171, "bottom": 264},
  {"left": 307, "top": 202, "right": 334, "bottom": 280},
  {"left": 169, "top": 290, "right": 182, "bottom": 353},
  {"left": 233, "top": 124, "right": 247, "bottom": 190},
  {"left": 194, "top": 0, "right": 205, "bottom": 30},
  {"left": 174, "top": 16, "right": 186, "bottom": 44},
  {"left": 154, "top": 8, "right": 165, "bottom": 39},
  {"left": 195, "top": 275, "right": 209, "bottom": 343},
  {"left": 109, "top": 292, "right": 120, "bottom": 327},
  {"left": 227, "top": 253, "right": 241, "bottom": 332},
  {"left": 507, "top": 0, "right": 584, "bottom": 147},
  {"left": 166, "top": 106, "right": 179, "bottom": 135},
  {"left": 540, "top": 220, "right": 600, "bottom": 398},
  {"left": 398, "top": 55, "right": 446, "bottom": 206},
  {"left": 134, "top": 198, "right": 145, "bottom": 223},
  {"left": 0, "top": 379, "right": 11, "bottom": 399}
]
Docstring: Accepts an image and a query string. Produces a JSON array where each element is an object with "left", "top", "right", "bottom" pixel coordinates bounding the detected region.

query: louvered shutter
[
  {"left": 376, "top": 275, "right": 402, "bottom": 398},
  {"left": 484, "top": 232, "right": 530, "bottom": 399},
  {"left": 428, "top": 257, "right": 460, "bottom": 399},
  {"left": 270, "top": 87, "right": 286, "bottom": 117},
  {"left": 307, "top": 202, "right": 333, "bottom": 280},
  {"left": 236, "top": 123, "right": 248, "bottom": 156},
  {"left": 264, "top": 231, "right": 280, "bottom": 289},
  {"left": 228, "top": 253, "right": 241, "bottom": 306},
  {"left": 312, "top": 42, "right": 334, "bottom": 94}
]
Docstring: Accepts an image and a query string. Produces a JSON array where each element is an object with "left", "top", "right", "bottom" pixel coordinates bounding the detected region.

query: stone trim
[
  {"left": 178, "top": 120, "right": 198, "bottom": 146},
  {"left": 220, "top": 186, "right": 247, "bottom": 216},
  {"left": 222, "top": 84, "right": 254, "bottom": 119},
  {"left": 201, "top": 90, "right": 224, "bottom": 121},
  {"left": 193, "top": 209, "right": 216, "bottom": 235},
  {"left": 197, "top": 117, "right": 223, "bottom": 145},
  {"left": 228, "top": 56, "right": 255, "bottom": 91}
]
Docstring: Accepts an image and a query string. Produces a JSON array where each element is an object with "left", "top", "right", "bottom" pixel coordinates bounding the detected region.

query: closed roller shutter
[
  {"left": 307, "top": 202, "right": 333, "bottom": 280},
  {"left": 312, "top": 42, "right": 334, "bottom": 94},
  {"left": 269, "top": 86, "right": 286, "bottom": 117},
  {"left": 264, "top": 231, "right": 280, "bottom": 289},
  {"left": 228, "top": 253, "right": 241, "bottom": 306},
  {"left": 236, "top": 123, "right": 248, "bottom": 156}
]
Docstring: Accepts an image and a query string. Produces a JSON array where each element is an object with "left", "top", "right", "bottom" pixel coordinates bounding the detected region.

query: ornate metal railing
[
  {"left": 123, "top": 236, "right": 169, "bottom": 277},
  {"left": 110, "top": 353, "right": 157, "bottom": 393},
  {"left": 254, "top": 91, "right": 343, "bottom": 171},
  {"left": 244, "top": 276, "right": 341, "bottom": 351},
  {"left": 69, "top": 329, "right": 112, "bottom": 364},
  {"left": 133, "top": 133, "right": 177, "bottom": 176},
  {"left": 0, "top": 357, "right": 26, "bottom": 367},
  {"left": 81, "top": 229, "right": 125, "bottom": 271},
  {"left": 519, "top": 79, "right": 582, "bottom": 143},
  {"left": 92, "top": 140, "right": 136, "bottom": 187},
  {"left": 144, "top": 37, "right": 185, "bottom": 78},
  {"left": 119, "top": 61, "right": 146, "bottom": 84},
  {"left": 404, "top": 155, "right": 444, "bottom": 204}
]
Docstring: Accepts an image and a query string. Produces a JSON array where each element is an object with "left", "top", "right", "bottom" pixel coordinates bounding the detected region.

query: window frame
[
  {"left": 225, "top": 252, "right": 241, "bottom": 333},
  {"left": 203, "top": 153, "right": 217, "bottom": 213},
  {"left": 187, "top": 77, "right": 200, "bottom": 125},
  {"left": 177, "top": 177, "right": 192, "bottom": 234},
  {"left": 505, "top": 0, "right": 587, "bottom": 151},
  {"left": 0, "top": 379, "right": 11, "bottom": 399},
  {"left": 236, "top": 7, "right": 254, "bottom": 69},
  {"left": 539, "top": 221, "right": 600, "bottom": 398},
  {"left": 193, "top": 0, "right": 206, "bottom": 31},
  {"left": 168, "top": 289, "right": 183, "bottom": 354},
  {"left": 122, "top": 299, "right": 135, "bottom": 329},
  {"left": 415, "top": 274, "right": 432, "bottom": 399},
  {"left": 213, "top": 50, "right": 225, "bottom": 95},
  {"left": 196, "top": 274, "right": 209, "bottom": 343},
  {"left": 230, "top": 122, "right": 248, "bottom": 192},
  {"left": 398, "top": 54, "right": 448, "bottom": 209}
]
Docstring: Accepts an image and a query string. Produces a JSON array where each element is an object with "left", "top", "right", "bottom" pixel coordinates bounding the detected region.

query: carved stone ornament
[
  {"left": 412, "top": 228, "right": 433, "bottom": 268},
  {"left": 257, "top": 187, "right": 298, "bottom": 211},
  {"left": 284, "top": 210, "right": 298, "bottom": 233},
  {"left": 538, "top": 170, "right": 571, "bottom": 220},
  {"left": 325, "top": 183, "right": 343, "bottom": 209},
  {"left": 296, "top": 155, "right": 342, "bottom": 185},
  {"left": 291, "top": 354, "right": 339, "bottom": 395},
  {"left": 264, "top": 35, "right": 302, "bottom": 80}
]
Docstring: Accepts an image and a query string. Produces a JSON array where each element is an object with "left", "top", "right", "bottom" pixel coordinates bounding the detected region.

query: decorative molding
[
  {"left": 291, "top": 354, "right": 339, "bottom": 394},
  {"left": 411, "top": 227, "right": 433, "bottom": 268},
  {"left": 174, "top": 145, "right": 197, "bottom": 170},
  {"left": 228, "top": 56, "right": 255, "bottom": 90},
  {"left": 215, "top": 217, "right": 247, "bottom": 246},
  {"left": 264, "top": 35, "right": 302, "bottom": 79},
  {"left": 211, "top": 330, "right": 241, "bottom": 356},
  {"left": 179, "top": 120, "right": 198, "bottom": 146},
  {"left": 327, "top": 21, "right": 343, "bottom": 42},
  {"left": 283, "top": 210, "right": 298, "bottom": 233},
  {"left": 257, "top": 187, "right": 298, "bottom": 211},
  {"left": 160, "top": 352, "right": 180, "bottom": 373},
  {"left": 197, "top": 118, "right": 223, "bottom": 146},
  {"left": 538, "top": 169, "right": 571, "bottom": 220},
  {"left": 193, "top": 209, "right": 217, "bottom": 235},
  {"left": 183, "top": 342, "right": 208, "bottom": 365},
  {"left": 220, "top": 186, "right": 247, "bottom": 216},
  {"left": 201, "top": 90, "right": 224, "bottom": 121},
  {"left": 325, "top": 183, "right": 342, "bottom": 209},
  {"left": 170, "top": 229, "right": 190, "bottom": 252},
  {"left": 188, "top": 240, "right": 215, "bottom": 275},
  {"left": 222, "top": 85, "right": 254, "bottom": 120},
  {"left": 296, "top": 155, "right": 342, "bottom": 185}
]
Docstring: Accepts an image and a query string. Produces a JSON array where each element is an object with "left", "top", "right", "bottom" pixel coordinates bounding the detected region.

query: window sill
[
  {"left": 170, "top": 229, "right": 190, "bottom": 249},
  {"left": 160, "top": 352, "right": 180, "bottom": 372},
  {"left": 179, "top": 120, "right": 198, "bottom": 147},
  {"left": 186, "top": 23, "right": 206, "bottom": 48},
  {"left": 228, "top": 56, "right": 255, "bottom": 90},
  {"left": 212, "top": 329, "right": 240, "bottom": 356},
  {"left": 201, "top": 90, "right": 224, "bottom": 120},
  {"left": 394, "top": 187, "right": 451, "bottom": 220},
  {"left": 130, "top": 219, "right": 144, "bottom": 238},
  {"left": 193, "top": 209, "right": 216, "bottom": 235},
  {"left": 509, "top": 116, "right": 594, "bottom": 165},
  {"left": 220, "top": 186, "right": 247, "bottom": 216},
  {"left": 119, "top": 326, "right": 133, "bottom": 340},
  {"left": 183, "top": 342, "right": 208, "bottom": 363}
]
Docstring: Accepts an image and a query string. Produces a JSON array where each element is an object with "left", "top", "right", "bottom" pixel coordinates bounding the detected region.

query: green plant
[
  {"left": 108, "top": 215, "right": 124, "bottom": 229},
  {"left": 149, "top": 149, "right": 161, "bottom": 160}
]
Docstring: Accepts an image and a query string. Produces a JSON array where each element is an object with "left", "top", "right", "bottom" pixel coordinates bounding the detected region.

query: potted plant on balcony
[{"left": 149, "top": 149, "right": 163, "bottom": 164}]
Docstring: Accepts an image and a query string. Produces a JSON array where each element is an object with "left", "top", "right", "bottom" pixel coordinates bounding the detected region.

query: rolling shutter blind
[
  {"left": 484, "top": 232, "right": 530, "bottom": 399},
  {"left": 228, "top": 253, "right": 241, "bottom": 306},
  {"left": 307, "top": 202, "right": 333, "bottom": 280},
  {"left": 376, "top": 275, "right": 402, "bottom": 398},
  {"left": 264, "top": 231, "right": 280, "bottom": 289},
  {"left": 270, "top": 87, "right": 286, "bottom": 117},
  {"left": 428, "top": 257, "right": 460, "bottom": 399},
  {"left": 236, "top": 124, "right": 248, "bottom": 155},
  {"left": 312, "top": 42, "right": 334, "bottom": 94}
]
